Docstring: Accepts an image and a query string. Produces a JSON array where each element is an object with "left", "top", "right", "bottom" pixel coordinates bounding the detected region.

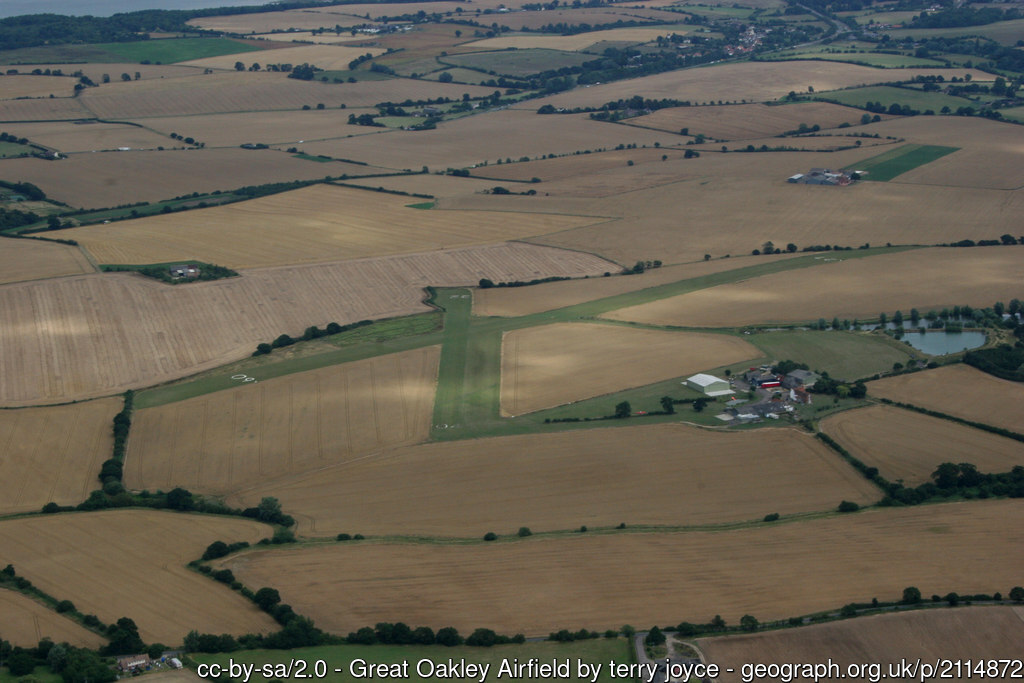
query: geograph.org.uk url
[{"left": 737, "top": 659, "right": 1024, "bottom": 682}]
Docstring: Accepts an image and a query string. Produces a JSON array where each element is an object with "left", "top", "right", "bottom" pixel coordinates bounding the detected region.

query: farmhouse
[
  {"left": 169, "top": 264, "right": 200, "bottom": 279},
  {"left": 686, "top": 373, "right": 732, "bottom": 396},
  {"left": 787, "top": 168, "right": 853, "bottom": 186},
  {"left": 117, "top": 655, "right": 150, "bottom": 672}
]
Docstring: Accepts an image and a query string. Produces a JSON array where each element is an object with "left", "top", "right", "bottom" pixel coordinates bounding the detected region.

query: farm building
[
  {"left": 782, "top": 369, "right": 819, "bottom": 389},
  {"left": 787, "top": 168, "right": 852, "bottom": 186},
  {"left": 686, "top": 373, "right": 732, "bottom": 396},
  {"left": 169, "top": 264, "right": 200, "bottom": 279}
]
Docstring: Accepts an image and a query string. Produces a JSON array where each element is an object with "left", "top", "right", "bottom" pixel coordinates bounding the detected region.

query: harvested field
[
  {"left": 821, "top": 405, "right": 1024, "bottom": 486},
  {"left": 475, "top": 254, "right": 800, "bottom": 316},
  {"left": 77, "top": 72, "right": 493, "bottom": 119},
  {"left": 336, "top": 172, "right": 506, "bottom": 198},
  {"left": 441, "top": 48, "right": 595, "bottom": 77},
  {"left": 0, "top": 74, "right": 76, "bottom": 100},
  {"left": 298, "top": 110, "right": 678, "bottom": 169},
  {"left": 601, "top": 248, "right": 1024, "bottom": 327},
  {"left": 463, "top": 27, "right": 685, "bottom": 51},
  {"left": 870, "top": 365, "right": 1024, "bottom": 435},
  {"left": 126, "top": 347, "right": 440, "bottom": 496},
  {"left": 180, "top": 45, "right": 385, "bottom": 71},
  {"left": 187, "top": 9, "right": 368, "bottom": 33},
  {"left": 0, "top": 149, "right": 372, "bottom": 210},
  {"left": 65, "top": 184, "right": 605, "bottom": 267},
  {"left": 0, "top": 243, "right": 612, "bottom": 405},
  {"left": 523, "top": 62, "right": 993, "bottom": 109},
  {"left": 705, "top": 134, "right": 893, "bottom": 152},
  {"left": 0, "top": 589, "right": 106, "bottom": 648},
  {"left": 136, "top": 109, "right": 379, "bottom": 148},
  {"left": 0, "top": 399, "right": 120, "bottom": 514},
  {"left": 700, "top": 607, "right": 1024, "bottom": 683},
  {"left": 630, "top": 102, "right": 881, "bottom": 140},
  {"left": 498, "top": 8, "right": 687, "bottom": 30},
  {"left": 894, "top": 147, "right": 1024, "bottom": 189},
  {"left": 2, "top": 120, "right": 172, "bottom": 153},
  {"left": 0, "top": 97, "right": 90, "bottom": 122},
  {"left": 0, "top": 510, "right": 276, "bottom": 644},
  {"left": 219, "top": 500, "right": 1024, "bottom": 636},
  {"left": 0, "top": 238, "right": 93, "bottom": 285},
  {"left": 500, "top": 323, "right": 758, "bottom": 415},
  {"left": 234, "top": 423, "right": 882, "bottom": 536},
  {"left": 1, "top": 63, "right": 207, "bottom": 83}
]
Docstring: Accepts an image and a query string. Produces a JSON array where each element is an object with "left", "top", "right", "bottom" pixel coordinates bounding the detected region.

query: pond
[{"left": 899, "top": 330, "right": 986, "bottom": 356}]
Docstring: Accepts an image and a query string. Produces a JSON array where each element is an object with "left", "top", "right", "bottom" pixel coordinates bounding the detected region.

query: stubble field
[
  {"left": 179, "top": 44, "right": 385, "bottom": 71},
  {"left": 0, "top": 243, "right": 610, "bottom": 405},
  {"left": 0, "top": 589, "right": 107, "bottom": 648},
  {"left": 219, "top": 500, "right": 1024, "bottom": 636},
  {"left": 629, "top": 102, "right": 883, "bottom": 140},
  {"left": 64, "top": 184, "right": 606, "bottom": 267},
  {"left": 0, "top": 510, "right": 276, "bottom": 644},
  {"left": 523, "top": 62, "right": 992, "bottom": 110},
  {"left": 0, "top": 74, "right": 76, "bottom": 99},
  {"left": 0, "top": 97, "right": 90, "bottom": 121},
  {"left": 0, "top": 149, "right": 371, "bottom": 209},
  {"left": 0, "top": 399, "right": 120, "bottom": 514},
  {"left": 231, "top": 423, "right": 882, "bottom": 536},
  {"left": 186, "top": 9, "right": 369, "bottom": 33},
  {"left": 0, "top": 238, "right": 94, "bottom": 285},
  {"left": 1, "top": 120, "right": 175, "bottom": 153},
  {"left": 820, "top": 405, "right": 1024, "bottom": 485},
  {"left": 601, "top": 247, "right": 1024, "bottom": 326},
  {"left": 700, "top": 607, "right": 1024, "bottom": 683},
  {"left": 126, "top": 347, "right": 439, "bottom": 496},
  {"left": 136, "top": 109, "right": 379, "bottom": 147},
  {"left": 463, "top": 27, "right": 687, "bottom": 52},
  {"left": 869, "top": 365, "right": 1024, "bottom": 434},
  {"left": 499, "top": 323, "right": 758, "bottom": 415}
]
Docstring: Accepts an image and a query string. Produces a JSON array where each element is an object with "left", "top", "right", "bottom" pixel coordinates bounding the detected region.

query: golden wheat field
[
  {"left": 136, "top": 109, "right": 379, "bottom": 147},
  {"left": 0, "top": 244, "right": 610, "bottom": 405},
  {"left": 464, "top": 27, "right": 686, "bottom": 51},
  {"left": 0, "top": 589, "right": 107, "bottom": 648},
  {"left": 0, "top": 96, "right": 89, "bottom": 122},
  {"left": 497, "top": 7, "right": 686, "bottom": 29},
  {"left": 523, "top": 62, "right": 993, "bottom": 110},
  {"left": 475, "top": 254, "right": 801, "bottom": 317},
  {"left": 65, "top": 183, "right": 606, "bottom": 267},
  {"left": 126, "top": 347, "right": 439, "bottom": 495},
  {"left": 2, "top": 62, "right": 207, "bottom": 83},
  {"left": 179, "top": 44, "right": 386, "bottom": 71},
  {"left": 0, "top": 238, "right": 94, "bottom": 285},
  {"left": 2, "top": 120, "right": 174, "bottom": 153},
  {"left": 0, "top": 149, "right": 369, "bottom": 209},
  {"left": 219, "top": 500, "right": 1024, "bottom": 636},
  {"left": 500, "top": 323, "right": 758, "bottom": 415},
  {"left": 0, "top": 510, "right": 276, "bottom": 644},
  {"left": 78, "top": 71, "right": 494, "bottom": 119},
  {"left": 0, "top": 399, "right": 120, "bottom": 515},
  {"left": 293, "top": 109, "right": 680, "bottom": 170},
  {"left": 630, "top": 102, "right": 885, "bottom": 140},
  {"left": 0, "top": 74, "right": 76, "bottom": 99},
  {"left": 821, "top": 405, "right": 1024, "bottom": 486},
  {"left": 700, "top": 607, "right": 1024, "bottom": 683},
  {"left": 187, "top": 8, "right": 368, "bottom": 33},
  {"left": 232, "top": 423, "right": 882, "bottom": 536},
  {"left": 869, "top": 365, "right": 1024, "bottom": 434},
  {"left": 601, "top": 247, "right": 1024, "bottom": 326}
]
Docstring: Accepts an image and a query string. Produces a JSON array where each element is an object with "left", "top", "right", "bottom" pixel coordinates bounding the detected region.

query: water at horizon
[{"left": 0, "top": 0, "right": 279, "bottom": 20}]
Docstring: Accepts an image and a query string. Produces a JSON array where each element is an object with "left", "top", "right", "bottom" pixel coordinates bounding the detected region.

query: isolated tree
[
  {"left": 234, "top": 61, "right": 245, "bottom": 71},
  {"left": 1010, "top": 586, "right": 1024, "bottom": 603},
  {"left": 121, "top": 72, "right": 131, "bottom": 81},
  {"left": 614, "top": 401, "right": 631, "bottom": 419},
  {"left": 901, "top": 586, "right": 922, "bottom": 604},
  {"left": 439, "top": 71, "right": 453, "bottom": 82},
  {"left": 102, "top": 73, "right": 110, "bottom": 83},
  {"left": 660, "top": 396, "right": 675, "bottom": 414},
  {"left": 740, "top": 615, "right": 759, "bottom": 632}
]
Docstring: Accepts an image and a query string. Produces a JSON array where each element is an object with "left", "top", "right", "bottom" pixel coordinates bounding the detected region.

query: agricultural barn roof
[{"left": 687, "top": 373, "right": 726, "bottom": 387}]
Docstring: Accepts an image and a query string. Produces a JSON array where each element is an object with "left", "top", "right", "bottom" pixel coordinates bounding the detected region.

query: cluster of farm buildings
[
  {"left": 787, "top": 168, "right": 859, "bottom": 185},
  {"left": 686, "top": 366, "right": 818, "bottom": 422}
]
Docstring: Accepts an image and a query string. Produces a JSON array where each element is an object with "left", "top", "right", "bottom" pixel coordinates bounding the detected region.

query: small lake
[{"left": 899, "top": 330, "right": 986, "bottom": 355}]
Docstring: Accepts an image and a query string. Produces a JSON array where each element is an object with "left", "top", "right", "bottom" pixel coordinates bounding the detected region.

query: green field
[
  {"left": 441, "top": 49, "right": 596, "bottom": 77},
  {"left": 0, "top": 38, "right": 263, "bottom": 65},
  {"left": 849, "top": 143, "right": 959, "bottom": 181},
  {"left": 814, "top": 85, "right": 979, "bottom": 114},
  {"left": 195, "top": 639, "right": 633, "bottom": 683},
  {"left": 0, "top": 667, "right": 62, "bottom": 683},
  {"left": 747, "top": 330, "right": 914, "bottom": 381},
  {"left": 0, "top": 141, "right": 32, "bottom": 158}
]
